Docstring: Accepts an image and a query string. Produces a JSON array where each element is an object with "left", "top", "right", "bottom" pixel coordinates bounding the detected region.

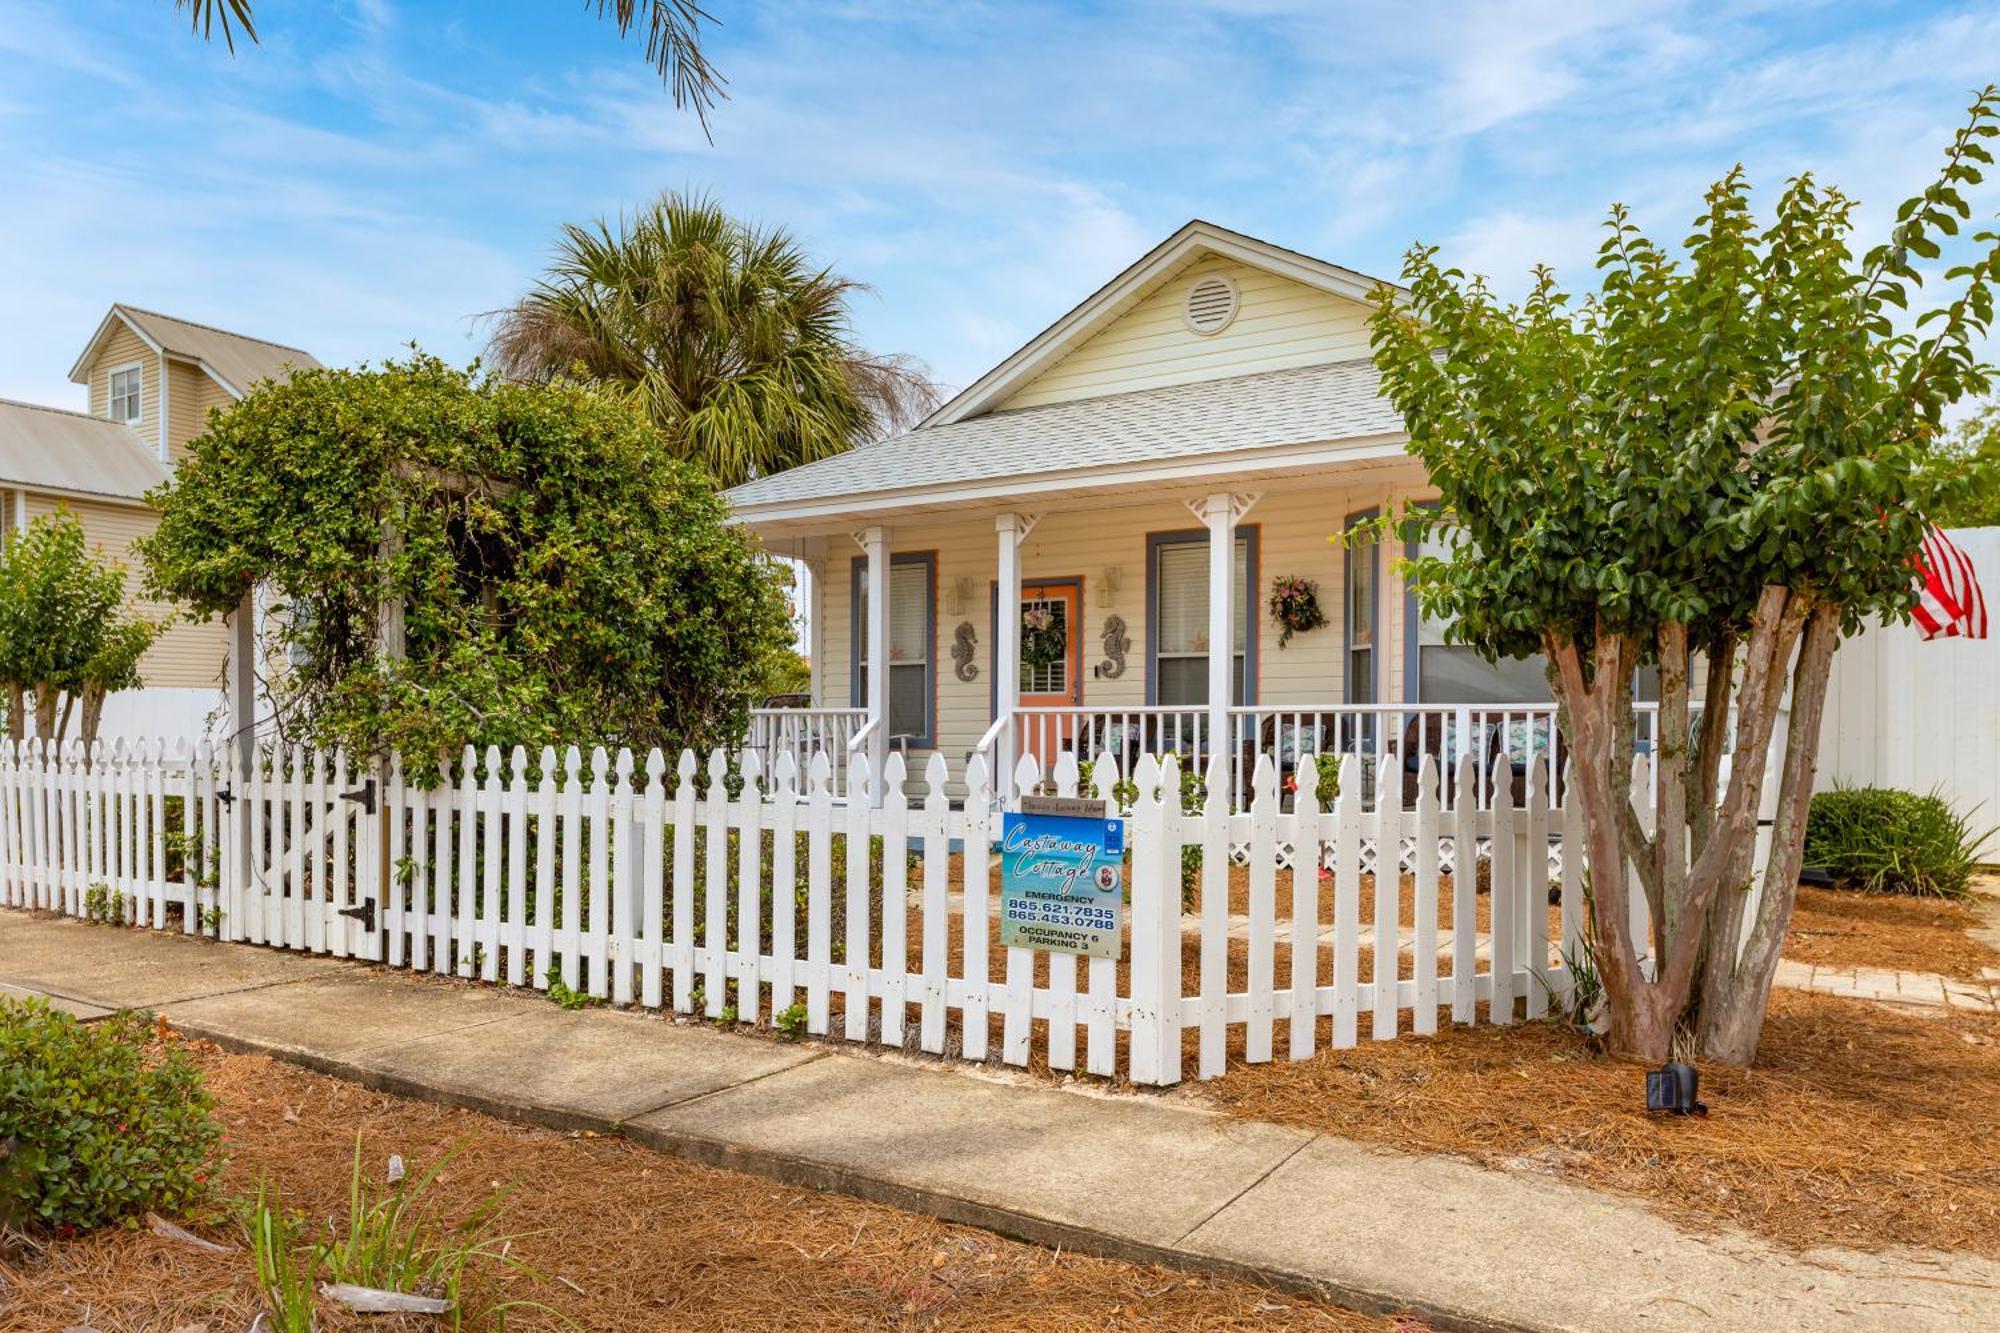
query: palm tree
[
  {"left": 175, "top": 1, "right": 725, "bottom": 126},
  {"left": 486, "top": 192, "right": 936, "bottom": 487}
]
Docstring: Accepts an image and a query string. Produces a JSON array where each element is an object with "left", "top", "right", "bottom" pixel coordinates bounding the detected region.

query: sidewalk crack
[
  {"left": 623, "top": 1048, "right": 832, "bottom": 1121},
  {"left": 1171, "top": 1131, "right": 1319, "bottom": 1248}
]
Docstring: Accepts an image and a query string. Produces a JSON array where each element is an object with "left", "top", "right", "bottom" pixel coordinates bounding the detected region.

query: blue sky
[{"left": 4, "top": 1, "right": 1999, "bottom": 410}]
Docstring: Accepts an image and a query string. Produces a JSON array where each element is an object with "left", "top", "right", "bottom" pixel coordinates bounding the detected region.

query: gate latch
[
  {"left": 336, "top": 900, "right": 377, "bottom": 932},
  {"left": 339, "top": 779, "right": 377, "bottom": 814}
]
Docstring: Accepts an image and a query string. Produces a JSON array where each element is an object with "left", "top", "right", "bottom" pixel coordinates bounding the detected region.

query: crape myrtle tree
[
  {"left": 0, "top": 511, "right": 163, "bottom": 749},
  {"left": 139, "top": 355, "right": 795, "bottom": 771},
  {"left": 1368, "top": 89, "right": 2000, "bottom": 1065}
]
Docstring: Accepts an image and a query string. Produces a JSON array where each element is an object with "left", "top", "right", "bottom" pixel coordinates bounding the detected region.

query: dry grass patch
[
  {"left": 1203, "top": 988, "right": 2000, "bottom": 1257},
  {"left": 0, "top": 1038, "right": 1411, "bottom": 1332}
]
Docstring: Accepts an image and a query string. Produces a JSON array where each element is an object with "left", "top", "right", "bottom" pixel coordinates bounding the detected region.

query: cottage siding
[
  {"left": 86, "top": 324, "right": 159, "bottom": 452},
  {"left": 819, "top": 473, "right": 1422, "bottom": 783},
  {"left": 997, "top": 258, "right": 1376, "bottom": 412},
  {"left": 23, "top": 493, "right": 225, "bottom": 690},
  {"left": 166, "top": 360, "right": 233, "bottom": 461}
]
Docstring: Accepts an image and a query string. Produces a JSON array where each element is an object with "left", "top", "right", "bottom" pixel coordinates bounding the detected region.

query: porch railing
[
  {"left": 993, "top": 702, "right": 1668, "bottom": 811},
  {"left": 747, "top": 707, "right": 866, "bottom": 796}
]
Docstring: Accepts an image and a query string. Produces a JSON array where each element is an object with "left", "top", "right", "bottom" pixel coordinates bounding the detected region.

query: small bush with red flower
[{"left": 0, "top": 998, "right": 221, "bottom": 1231}]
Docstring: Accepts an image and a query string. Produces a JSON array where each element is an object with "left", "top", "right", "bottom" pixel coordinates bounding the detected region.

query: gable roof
[
  {"left": 727, "top": 357, "right": 1405, "bottom": 526},
  {"left": 68, "top": 304, "right": 322, "bottom": 398},
  {"left": 923, "top": 219, "right": 1402, "bottom": 427},
  {"left": 0, "top": 398, "right": 170, "bottom": 503}
]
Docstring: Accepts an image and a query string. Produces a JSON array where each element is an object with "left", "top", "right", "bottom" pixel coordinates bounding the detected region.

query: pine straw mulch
[
  {"left": 1782, "top": 886, "right": 2000, "bottom": 981},
  {"left": 0, "top": 1039, "right": 1414, "bottom": 1333},
  {"left": 1203, "top": 987, "right": 2000, "bottom": 1259}
]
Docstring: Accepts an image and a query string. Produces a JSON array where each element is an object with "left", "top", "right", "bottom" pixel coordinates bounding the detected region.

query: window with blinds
[
  {"left": 1151, "top": 535, "right": 1249, "bottom": 707},
  {"left": 1346, "top": 513, "right": 1378, "bottom": 704},
  {"left": 853, "top": 556, "right": 935, "bottom": 746},
  {"left": 1411, "top": 525, "right": 1552, "bottom": 703}
]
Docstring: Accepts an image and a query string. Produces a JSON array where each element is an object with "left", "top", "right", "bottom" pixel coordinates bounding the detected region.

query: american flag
[{"left": 1912, "top": 524, "right": 1989, "bottom": 641}]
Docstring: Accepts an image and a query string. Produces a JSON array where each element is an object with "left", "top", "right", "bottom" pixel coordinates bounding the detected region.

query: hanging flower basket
[
  {"left": 1269, "top": 575, "right": 1327, "bottom": 648},
  {"left": 1021, "top": 606, "right": 1067, "bottom": 670}
]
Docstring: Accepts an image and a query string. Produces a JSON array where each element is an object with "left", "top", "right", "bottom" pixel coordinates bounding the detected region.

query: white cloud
[{"left": 2, "top": 0, "right": 1997, "bottom": 414}]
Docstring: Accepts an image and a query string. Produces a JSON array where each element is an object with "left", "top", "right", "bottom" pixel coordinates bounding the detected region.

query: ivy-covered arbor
[{"left": 140, "top": 355, "right": 795, "bottom": 766}]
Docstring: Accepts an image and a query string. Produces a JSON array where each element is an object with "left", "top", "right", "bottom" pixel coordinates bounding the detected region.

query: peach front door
[{"left": 1018, "top": 582, "right": 1082, "bottom": 769}]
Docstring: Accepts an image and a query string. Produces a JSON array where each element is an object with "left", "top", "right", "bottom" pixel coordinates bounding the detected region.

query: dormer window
[{"left": 109, "top": 364, "right": 142, "bottom": 424}]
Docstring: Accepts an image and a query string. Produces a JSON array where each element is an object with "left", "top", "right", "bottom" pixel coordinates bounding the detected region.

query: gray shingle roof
[
  {"left": 0, "top": 399, "right": 168, "bottom": 502},
  {"left": 116, "top": 305, "right": 322, "bottom": 395},
  {"left": 727, "top": 357, "right": 1402, "bottom": 511}
]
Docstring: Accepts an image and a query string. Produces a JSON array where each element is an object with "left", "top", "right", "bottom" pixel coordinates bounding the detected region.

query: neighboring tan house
[{"left": 0, "top": 305, "right": 320, "bottom": 741}]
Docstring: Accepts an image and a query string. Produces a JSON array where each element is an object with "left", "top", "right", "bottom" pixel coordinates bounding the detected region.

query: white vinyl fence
[
  {"left": 0, "top": 737, "right": 1582, "bottom": 1085},
  {"left": 1819, "top": 525, "right": 2000, "bottom": 859}
]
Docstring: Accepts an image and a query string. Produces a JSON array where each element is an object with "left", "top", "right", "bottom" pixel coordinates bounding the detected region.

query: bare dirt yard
[{"left": 0, "top": 1035, "right": 1416, "bottom": 1333}]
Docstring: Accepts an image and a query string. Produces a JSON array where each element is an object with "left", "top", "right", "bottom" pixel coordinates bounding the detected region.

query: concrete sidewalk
[{"left": 5, "top": 911, "right": 1995, "bottom": 1332}]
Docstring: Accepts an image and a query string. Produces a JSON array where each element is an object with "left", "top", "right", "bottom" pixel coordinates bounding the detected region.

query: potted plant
[{"left": 1269, "top": 575, "right": 1327, "bottom": 648}]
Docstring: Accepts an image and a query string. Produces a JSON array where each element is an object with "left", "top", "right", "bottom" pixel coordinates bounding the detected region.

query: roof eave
[
  {"left": 727, "top": 431, "right": 1412, "bottom": 533},
  {"left": 67, "top": 306, "right": 163, "bottom": 384}
]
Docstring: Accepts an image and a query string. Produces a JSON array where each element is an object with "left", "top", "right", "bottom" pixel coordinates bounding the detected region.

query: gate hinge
[
  {"left": 339, "top": 779, "right": 377, "bottom": 814},
  {"left": 336, "top": 900, "right": 377, "bottom": 932}
]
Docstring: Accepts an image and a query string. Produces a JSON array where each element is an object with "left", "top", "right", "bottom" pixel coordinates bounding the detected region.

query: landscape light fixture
[{"left": 1645, "top": 1060, "right": 1707, "bottom": 1116}]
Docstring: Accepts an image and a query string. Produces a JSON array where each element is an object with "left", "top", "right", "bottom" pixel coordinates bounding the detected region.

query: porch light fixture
[
  {"left": 1095, "top": 566, "right": 1123, "bottom": 608},
  {"left": 944, "top": 576, "right": 975, "bottom": 617}
]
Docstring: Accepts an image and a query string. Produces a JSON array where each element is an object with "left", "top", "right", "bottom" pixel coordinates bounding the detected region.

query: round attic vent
[{"left": 1182, "top": 272, "right": 1239, "bottom": 335}]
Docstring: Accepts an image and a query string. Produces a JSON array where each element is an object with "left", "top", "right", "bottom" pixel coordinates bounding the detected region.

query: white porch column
[
  {"left": 994, "top": 513, "right": 1025, "bottom": 803},
  {"left": 861, "top": 526, "right": 890, "bottom": 806},
  {"left": 1200, "top": 492, "right": 1237, "bottom": 808},
  {"left": 804, "top": 558, "right": 825, "bottom": 708}
]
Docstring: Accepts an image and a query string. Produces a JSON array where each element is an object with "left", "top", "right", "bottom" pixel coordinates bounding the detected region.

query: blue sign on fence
[{"left": 999, "top": 796, "right": 1126, "bottom": 960}]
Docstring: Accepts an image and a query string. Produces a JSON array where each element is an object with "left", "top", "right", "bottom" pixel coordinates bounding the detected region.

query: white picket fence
[{"left": 0, "top": 737, "right": 1583, "bottom": 1085}]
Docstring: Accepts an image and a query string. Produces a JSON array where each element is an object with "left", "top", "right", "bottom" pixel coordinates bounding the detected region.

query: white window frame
[{"left": 107, "top": 362, "right": 144, "bottom": 426}]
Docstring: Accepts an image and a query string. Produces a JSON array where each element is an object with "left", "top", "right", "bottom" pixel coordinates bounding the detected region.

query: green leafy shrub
[
  {"left": 1803, "top": 786, "right": 1986, "bottom": 899},
  {"left": 140, "top": 355, "right": 795, "bottom": 772},
  {"left": 0, "top": 1000, "right": 222, "bottom": 1230}
]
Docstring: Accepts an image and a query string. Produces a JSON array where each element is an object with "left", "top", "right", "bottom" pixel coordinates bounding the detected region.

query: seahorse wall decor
[
  {"left": 952, "top": 621, "right": 979, "bottom": 682},
  {"left": 1098, "top": 615, "right": 1130, "bottom": 679}
]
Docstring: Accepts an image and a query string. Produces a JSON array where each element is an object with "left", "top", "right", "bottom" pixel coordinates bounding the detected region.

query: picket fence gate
[{"left": 0, "top": 736, "right": 1587, "bottom": 1085}]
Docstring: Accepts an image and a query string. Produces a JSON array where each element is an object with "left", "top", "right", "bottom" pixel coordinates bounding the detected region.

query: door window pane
[{"left": 1021, "top": 592, "right": 1071, "bottom": 695}]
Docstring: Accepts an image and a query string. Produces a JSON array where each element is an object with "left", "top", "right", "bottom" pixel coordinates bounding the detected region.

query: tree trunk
[
  {"left": 1547, "top": 625, "right": 1678, "bottom": 1062},
  {"left": 78, "top": 684, "right": 106, "bottom": 753},
  {"left": 1697, "top": 603, "right": 1841, "bottom": 1064},
  {"left": 5, "top": 684, "right": 21, "bottom": 743},
  {"left": 32, "top": 686, "right": 57, "bottom": 741},
  {"left": 1546, "top": 589, "right": 1815, "bottom": 1066}
]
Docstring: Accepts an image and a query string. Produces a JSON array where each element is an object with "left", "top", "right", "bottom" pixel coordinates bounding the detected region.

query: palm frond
[
  {"left": 484, "top": 191, "right": 938, "bottom": 487},
  {"left": 175, "top": 0, "right": 257, "bottom": 52},
  {"left": 594, "top": 0, "right": 727, "bottom": 134}
]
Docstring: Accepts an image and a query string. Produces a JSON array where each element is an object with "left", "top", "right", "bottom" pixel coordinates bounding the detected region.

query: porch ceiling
[{"left": 726, "top": 357, "right": 1412, "bottom": 540}]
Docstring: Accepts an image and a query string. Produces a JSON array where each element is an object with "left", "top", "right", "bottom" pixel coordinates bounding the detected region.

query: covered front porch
[{"left": 739, "top": 467, "right": 1615, "bottom": 809}]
